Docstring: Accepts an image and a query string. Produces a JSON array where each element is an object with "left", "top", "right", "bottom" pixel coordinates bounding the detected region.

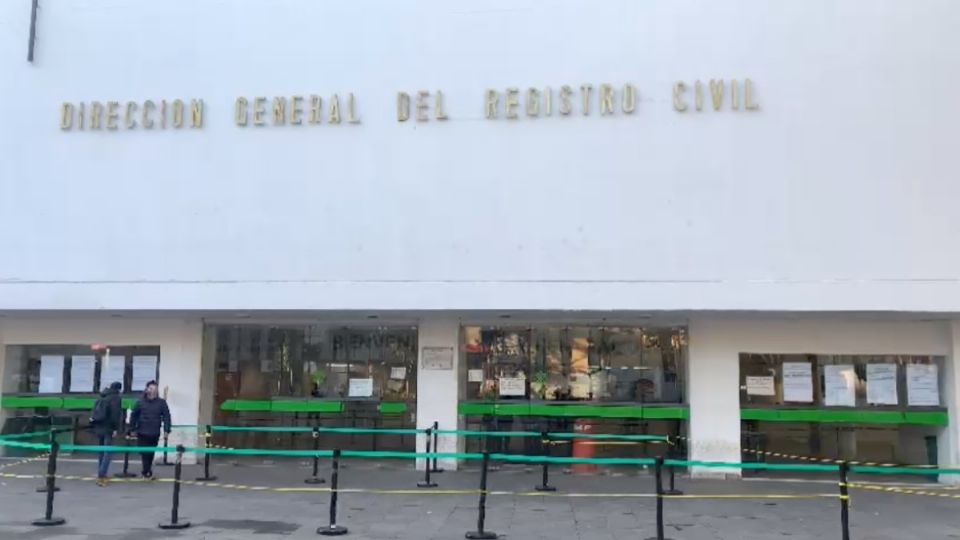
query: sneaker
[
  {"left": 142, "top": 472, "right": 156, "bottom": 481},
  {"left": 96, "top": 477, "right": 108, "bottom": 487}
]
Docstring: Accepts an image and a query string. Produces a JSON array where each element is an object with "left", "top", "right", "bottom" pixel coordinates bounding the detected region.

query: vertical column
[
  {"left": 416, "top": 317, "right": 461, "bottom": 471},
  {"left": 938, "top": 321, "right": 960, "bottom": 484},
  {"left": 159, "top": 320, "right": 203, "bottom": 465},
  {"left": 687, "top": 318, "right": 741, "bottom": 478},
  {"left": 0, "top": 321, "right": 7, "bottom": 454}
]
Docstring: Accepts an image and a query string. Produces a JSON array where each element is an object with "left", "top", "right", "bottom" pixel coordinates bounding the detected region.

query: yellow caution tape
[{"left": 849, "top": 482, "right": 960, "bottom": 500}]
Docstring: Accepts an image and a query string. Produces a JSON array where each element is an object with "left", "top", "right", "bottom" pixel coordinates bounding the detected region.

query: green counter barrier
[
  {"left": 741, "top": 408, "right": 948, "bottom": 425},
  {"left": 458, "top": 402, "right": 689, "bottom": 419}
]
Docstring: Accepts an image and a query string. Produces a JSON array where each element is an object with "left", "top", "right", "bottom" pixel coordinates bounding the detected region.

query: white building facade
[{"left": 1, "top": 0, "right": 959, "bottom": 475}]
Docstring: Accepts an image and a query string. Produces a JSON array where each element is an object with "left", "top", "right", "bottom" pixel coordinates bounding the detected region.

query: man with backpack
[
  {"left": 91, "top": 381, "right": 123, "bottom": 486},
  {"left": 129, "top": 380, "right": 171, "bottom": 479}
]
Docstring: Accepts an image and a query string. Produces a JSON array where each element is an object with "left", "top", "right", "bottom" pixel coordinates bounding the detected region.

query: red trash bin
[{"left": 571, "top": 419, "right": 597, "bottom": 474}]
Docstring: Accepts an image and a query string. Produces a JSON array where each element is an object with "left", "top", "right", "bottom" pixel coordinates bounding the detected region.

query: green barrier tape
[
  {"left": 0, "top": 430, "right": 54, "bottom": 441},
  {"left": 850, "top": 465, "right": 960, "bottom": 476},
  {"left": 492, "top": 454, "right": 657, "bottom": 466},
  {"left": 434, "top": 429, "right": 543, "bottom": 438},
  {"left": 210, "top": 426, "right": 314, "bottom": 433},
  {"left": 546, "top": 433, "right": 668, "bottom": 442},
  {"left": 668, "top": 459, "right": 840, "bottom": 472},
  {"left": 341, "top": 450, "right": 480, "bottom": 460}
]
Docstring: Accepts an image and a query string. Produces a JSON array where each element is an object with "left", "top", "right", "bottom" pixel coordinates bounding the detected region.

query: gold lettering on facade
[
  {"left": 709, "top": 80, "right": 724, "bottom": 111},
  {"left": 142, "top": 100, "right": 155, "bottom": 129},
  {"left": 544, "top": 87, "right": 552, "bottom": 116},
  {"left": 416, "top": 91, "right": 429, "bottom": 121},
  {"left": 580, "top": 84, "right": 593, "bottom": 115},
  {"left": 397, "top": 92, "right": 410, "bottom": 122},
  {"left": 694, "top": 80, "right": 703, "bottom": 111},
  {"left": 622, "top": 84, "right": 637, "bottom": 113},
  {"left": 60, "top": 103, "right": 73, "bottom": 130},
  {"left": 348, "top": 93, "right": 361, "bottom": 123},
  {"left": 272, "top": 97, "right": 286, "bottom": 125},
  {"left": 599, "top": 84, "right": 614, "bottom": 115},
  {"left": 559, "top": 85, "right": 573, "bottom": 115},
  {"left": 505, "top": 87, "right": 519, "bottom": 119},
  {"left": 329, "top": 94, "right": 341, "bottom": 124},
  {"left": 731, "top": 79, "right": 740, "bottom": 111},
  {"left": 745, "top": 78, "right": 760, "bottom": 110},
  {"left": 160, "top": 100, "right": 167, "bottom": 129},
  {"left": 309, "top": 95, "right": 322, "bottom": 124},
  {"left": 253, "top": 97, "right": 266, "bottom": 126},
  {"left": 125, "top": 102, "right": 138, "bottom": 129},
  {"left": 435, "top": 91, "right": 448, "bottom": 120},
  {"left": 291, "top": 96, "right": 303, "bottom": 125},
  {"left": 672, "top": 82, "right": 687, "bottom": 112},
  {"left": 102, "top": 102, "right": 115, "bottom": 128},
  {"left": 190, "top": 99, "right": 203, "bottom": 127},
  {"left": 235, "top": 97, "right": 248, "bottom": 126},
  {"left": 485, "top": 89, "right": 498, "bottom": 119},
  {"left": 90, "top": 102, "right": 103, "bottom": 129},
  {"left": 172, "top": 100, "right": 184, "bottom": 128},
  {"left": 526, "top": 88, "right": 539, "bottom": 117},
  {"left": 78, "top": 103, "right": 85, "bottom": 130}
]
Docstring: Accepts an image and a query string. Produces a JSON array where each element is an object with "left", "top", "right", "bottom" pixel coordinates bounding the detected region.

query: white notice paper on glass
[
  {"left": 101, "top": 356, "right": 125, "bottom": 389},
  {"left": 782, "top": 362, "right": 813, "bottom": 403},
  {"left": 745, "top": 376, "right": 775, "bottom": 396},
  {"left": 39, "top": 355, "right": 65, "bottom": 393},
  {"left": 468, "top": 369, "right": 484, "bottom": 383},
  {"left": 390, "top": 367, "right": 407, "bottom": 380},
  {"left": 866, "top": 364, "right": 898, "bottom": 405},
  {"left": 70, "top": 355, "right": 97, "bottom": 393},
  {"left": 348, "top": 378, "right": 374, "bottom": 397},
  {"left": 824, "top": 365, "right": 856, "bottom": 407},
  {"left": 907, "top": 364, "right": 940, "bottom": 406},
  {"left": 132, "top": 355, "right": 158, "bottom": 390},
  {"left": 498, "top": 377, "right": 526, "bottom": 397}
]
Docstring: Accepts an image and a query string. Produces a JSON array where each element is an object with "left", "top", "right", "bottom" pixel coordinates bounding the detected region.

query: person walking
[
  {"left": 91, "top": 381, "right": 123, "bottom": 486},
  {"left": 129, "top": 380, "right": 171, "bottom": 480}
]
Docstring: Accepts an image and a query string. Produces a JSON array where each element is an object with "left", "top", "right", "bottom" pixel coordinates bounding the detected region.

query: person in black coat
[
  {"left": 129, "top": 380, "right": 171, "bottom": 479},
  {"left": 91, "top": 381, "right": 123, "bottom": 485}
]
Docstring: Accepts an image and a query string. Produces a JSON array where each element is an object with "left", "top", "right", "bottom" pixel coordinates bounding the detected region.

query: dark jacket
[
  {"left": 130, "top": 396, "right": 171, "bottom": 436},
  {"left": 91, "top": 387, "right": 123, "bottom": 436}
]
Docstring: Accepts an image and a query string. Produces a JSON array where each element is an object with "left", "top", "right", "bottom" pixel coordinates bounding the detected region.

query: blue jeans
[{"left": 97, "top": 433, "right": 113, "bottom": 478}]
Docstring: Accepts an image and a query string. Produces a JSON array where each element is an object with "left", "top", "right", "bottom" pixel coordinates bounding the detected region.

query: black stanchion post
[
  {"left": 305, "top": 426, "right": 326, "bottom": 485},
  {"left": 839, "top": 461, "right": 850, "bottom": 540},
  {"left": 430, "top": 421, "right": 444, "bottom": 473},
  {"left": 418, "top": 428, "right": 438, "bottom": 488},
  {"left": 644, "top": 457, "right": 671, "bottom": 540},
  {"left": 318, "top": 449, "right": 348, "bottom": 535},
  {"left": 465, "top": 452, "right": 497, "bottom": 540},
  {"left": 115, "top": 409, "right": 137, "bottom": 479},
  {"left": 535, "top": 431, "right": 556, "bottom": 492},
  {"left": 663, "top": 437, "right": 683, "bottom": 496},
  {"left": 32, "top": 439, "right": 66, "bottom": 526},
  {"left": 159, "top": 445, "right": 191, "bottom": 529},
  {"left": 36, "top": 430, "right": 61, "bottom": 493},
  {"left": 158, "top": 432, "right": 173, "bottom": 467},
  {"left": 195, "top": 425, "right": 217, "bottom": 482}
]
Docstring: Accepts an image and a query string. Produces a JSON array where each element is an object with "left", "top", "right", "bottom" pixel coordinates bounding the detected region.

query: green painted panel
[
  {"left": 62, "top": 398, "right": 96, "bottom": 410},
  {"left": 643, "top": 407, "right": 689, "bottom": 420},
  {"left": 741, "top": 408, "right": 780, "bottom": 421},
  {"left": 121, "top": 399, "right": 137, "bottom": 410},
  {"left": 458, "top": 402, "right": 688, "bottom": 420},
  {"left": 742, "top": 408, "right": 947, "bottom": 425},
  {"left": 272, "top": 400, "right": 343, "bottom": 413},
  {"left": 903, "top": 411, "right": 949, "bottom": 426},
  {"left": 378, "top": 402, "right": 407, "bottom": 415},
  {"left": 220, "top": 399, "right": 272, "bottom": 412},
  {"left": 0, "top": 396, "right": 63, "bottom": 409}
]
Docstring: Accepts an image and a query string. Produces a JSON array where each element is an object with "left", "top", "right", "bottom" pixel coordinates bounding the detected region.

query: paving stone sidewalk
[{"left": 0, "top": 456, "right": 957, "bottom": 540}]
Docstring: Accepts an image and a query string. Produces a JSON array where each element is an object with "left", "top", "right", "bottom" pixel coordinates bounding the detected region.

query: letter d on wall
[{"left": 397, "top": 92, "right": 411, "bottom": 122}]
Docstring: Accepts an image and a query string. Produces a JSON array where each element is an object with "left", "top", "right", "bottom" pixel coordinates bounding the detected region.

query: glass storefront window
[
  {"left": 463, "top": 325, "right": 687, "bottom": 403},
  {"left": 3, "top": 344, "right": 160, "bottom": 395},
  {"left": 211, "top": 325, "right": 417, "bottom": 401},
  {"left": 739, "top": 353, "right": 945, "bottom": 408}
]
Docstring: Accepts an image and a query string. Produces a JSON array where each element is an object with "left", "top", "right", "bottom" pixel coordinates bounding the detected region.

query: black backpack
[{"left": 90, "top": 396, "right": 109, "bottom": 425}]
